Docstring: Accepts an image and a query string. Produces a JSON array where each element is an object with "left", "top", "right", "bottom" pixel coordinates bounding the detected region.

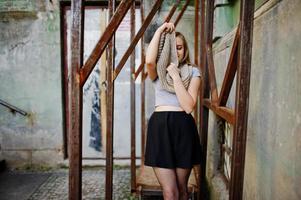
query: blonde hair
[{"left": 175, "top": 31, "right": 191, "bottom": 65}]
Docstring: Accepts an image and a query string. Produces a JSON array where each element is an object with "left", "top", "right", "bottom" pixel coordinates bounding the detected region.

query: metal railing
[{"left": 0, "top": 99, "right": 28, "bottom": 116}]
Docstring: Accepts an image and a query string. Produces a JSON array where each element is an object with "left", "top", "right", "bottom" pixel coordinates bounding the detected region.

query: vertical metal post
[
  {"left": 230, "top": 0, "right": 255, "bottom": 199},
  {"left": 199, "top": 0, "right": 211, "bottom": 198},
  {"left": 194, "top": 0, "right": 199, "bottom": 124},
  {"left": 60, "top": 4, "right": 69, "bottom": 159},
  {"left": 130, "top": 0, "right": 136, "bottom": 193},
  {"left": 194, "top": 0, "right": 199, "bottom": 67},
  {"left": 105, "top": 0, "right": 115, "bottom": 199},
  {"left": 69, "top": 0, "right": 84, "bottom": 199},
  {"left": 140, "top": 0, "right": 146, "bottom": 166},
  {"left": 205, "top": 0, "right": 218, "bottom": 104}
]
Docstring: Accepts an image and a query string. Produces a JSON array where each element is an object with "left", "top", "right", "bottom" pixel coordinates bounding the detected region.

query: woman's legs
[
  {"left": 153, "top": 167, "right": 179, "bottom": 200},
  {"left": 176, "top": 168, "right": 192, "bottom": 200}
]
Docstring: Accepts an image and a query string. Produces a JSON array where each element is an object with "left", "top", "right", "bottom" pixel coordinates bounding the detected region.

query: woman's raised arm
[{"left": 145, "top": 22, "right": 174, "bottom": 81}]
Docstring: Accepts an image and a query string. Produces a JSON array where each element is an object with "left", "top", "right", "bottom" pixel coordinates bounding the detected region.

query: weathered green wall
[
  {"left": 214, "top": 0, "right": 270, "bottom": 38},
  {"left": 207, "top": 0, "right": 301, "bottom": 199},
  {"left": 0, "top": 0, "right": 63, "bottom": 167}
]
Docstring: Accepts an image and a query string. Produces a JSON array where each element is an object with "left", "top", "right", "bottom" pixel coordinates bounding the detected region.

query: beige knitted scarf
[{"left": 156, "top": 31, "right": 192, "bottom": 93}]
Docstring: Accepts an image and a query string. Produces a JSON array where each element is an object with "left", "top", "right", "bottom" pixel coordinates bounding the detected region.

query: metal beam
[
  {"left": 199, "top": 0, "right": 211, "bottom": 198},
  {"left": 174, "top": 0, "right": 190, "bottom": 26},
  {"left": 204, "top": 0, "right": 218, "bottom": 105},
  {"left": 60, "top": 3, "right": 69, "bottom": 159},
  {"left": 206, "top": 45, "right": 219, "bottom": 104},
  {"left": 218, "top": 27, "right": 240, "bottom": 106},
  {"left": 130, "top": 1, "right": 136, "bottom": 193},
  {"left": 105, "top": 1, "right": 115, "bottom": 199},
  {"left": 229, "top": 0, "right": 255, "bottom": 199},
  {"left": 164, "top": 0, "right": 180, "bottom": 22},
  {"left": 134, "top": 57, "right": 145, "bottom": 80},
  {"left": 193, "top": 0, "right": 199, "bottom": 129},
  {"left": 69, "top": 0, "right": 84, "bottom": 199},
  {"left": 113, "top": 0, "right": 164, "bottom": 80}
]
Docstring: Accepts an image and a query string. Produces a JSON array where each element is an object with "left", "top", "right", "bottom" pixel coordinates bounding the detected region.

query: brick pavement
[{"left": 27, "top": 167, "right": 136, "bottom": 200}]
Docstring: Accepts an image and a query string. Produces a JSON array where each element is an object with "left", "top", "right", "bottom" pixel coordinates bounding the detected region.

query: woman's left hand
[{"left": 167, "top": 63, "right": 180, "bottom": 81}]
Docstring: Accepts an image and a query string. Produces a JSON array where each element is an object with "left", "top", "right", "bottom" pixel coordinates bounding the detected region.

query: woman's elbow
[
  {"left": 184, "top": 105, "right": 195, "bottom": 114},
  {"left": 185, "top": 107, "right": 194, "bottom": 114},
  {"left": 146, "top": 61, "right": 155, "bottom": 70},
  {"left": 183, "top": 101, "right": 196, "bottom": 114}
]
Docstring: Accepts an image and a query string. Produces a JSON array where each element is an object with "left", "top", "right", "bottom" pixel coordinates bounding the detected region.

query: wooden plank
[
  {"left": 174, "top": 0, "right": 190, "bottom": 26},
  {"left": 113, "top": 0, "right": 164, "bottom": 80},
  {"left": 203, "top": 99, "right": 235, "bottom": 124},
  {"left": 69, "top": 0, "right": 84, "bottom": 199},
  {"left": 229, "top": 0, "right": 255, "bottom": 199},
  {"left": 130, "top": 1, "right": 136, "bottom": 193},
  {"left": 137, "top": 165, "right": 199, "bottom": 193},
  {"left": 218, "top": 27, "right": 240, "bottom": 106},
  {"left": 105, "top": 0, "right": 115, "bottom": 199},
  {"left": 80, "top": 0, "right": 135, "bottom": 86}
]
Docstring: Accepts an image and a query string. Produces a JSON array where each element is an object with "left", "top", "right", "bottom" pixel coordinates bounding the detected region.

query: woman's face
[{"left": 176, "top": 36, "right": 185, "bottom": 63}]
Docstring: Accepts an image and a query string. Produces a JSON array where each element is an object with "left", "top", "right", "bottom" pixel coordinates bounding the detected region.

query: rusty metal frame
[
  {"left": 229, "top": 0, "right": 255, "bottom": 199},
  {"left": 80, "top": 0, "right": 135, "bottom": 86},
  {"left": 199, "top": 0, "right": 255, "bottom": 199},
  {"left": 60, "top": 0, "right": 137, "bottom": 161},
  {"left": 68, "top": 0, "right": 255, "bottom": 199}
]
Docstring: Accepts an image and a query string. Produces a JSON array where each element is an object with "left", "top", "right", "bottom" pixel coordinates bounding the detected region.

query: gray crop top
[{"left": 154, "top": 67, "right": 201, "bottom": 107}]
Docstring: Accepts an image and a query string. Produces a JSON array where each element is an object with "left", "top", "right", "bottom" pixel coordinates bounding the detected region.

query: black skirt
[{"left": 144, "top": 111, "right": 201, "bottom": 169}]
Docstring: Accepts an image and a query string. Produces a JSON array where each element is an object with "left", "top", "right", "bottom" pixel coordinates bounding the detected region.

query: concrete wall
[
  {"left": 207, "top": 0, "right": 301, "bottom": 199},
  {"left": 0, "top": 0, "right": 143, "bottom": 168},
  {"left": 0, "top": 0, "right": 64, "bottom": 167}
]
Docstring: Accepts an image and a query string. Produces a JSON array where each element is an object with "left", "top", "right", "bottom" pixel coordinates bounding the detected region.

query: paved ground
[{"left": 0, "top": 167, "right": 137, "bottom": 200}]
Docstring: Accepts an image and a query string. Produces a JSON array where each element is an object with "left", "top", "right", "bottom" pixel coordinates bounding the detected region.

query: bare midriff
[{"left": 155, "top": 105, "right": 184, "bottom": 112}]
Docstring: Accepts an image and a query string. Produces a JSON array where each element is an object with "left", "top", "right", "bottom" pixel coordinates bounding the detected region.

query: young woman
[{"left": 144, "top": 22, "right": 202, "bottom": 200}]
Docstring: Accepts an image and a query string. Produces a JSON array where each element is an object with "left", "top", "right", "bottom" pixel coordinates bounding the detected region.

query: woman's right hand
[{"left": 157, "top": 22, "right": 175, "bottom": 34}]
